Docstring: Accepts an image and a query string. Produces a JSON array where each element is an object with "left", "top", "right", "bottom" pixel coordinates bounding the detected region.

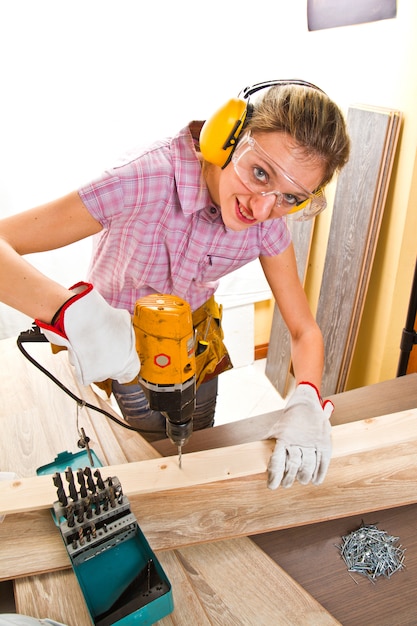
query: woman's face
[{"left": 214, "top": 131, "right": 325, "bottom": 231}]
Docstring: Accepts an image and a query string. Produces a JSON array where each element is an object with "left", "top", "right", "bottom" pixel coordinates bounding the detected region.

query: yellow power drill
[{"left": 133, "top": 294, "right": 197, "bottom": 467}]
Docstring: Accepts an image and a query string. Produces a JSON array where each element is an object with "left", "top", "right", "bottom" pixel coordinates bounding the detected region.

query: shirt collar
[{"left": 171, "top": 121, "right": 217, "bottom": 217}]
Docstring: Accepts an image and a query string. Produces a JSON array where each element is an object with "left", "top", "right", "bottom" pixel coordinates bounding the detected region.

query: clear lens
[
  {"left": 232, "top": 134, "right": 326, "bottom": 221},
  {"left": 287, "top": 187, "right": 327, "bottom": 221}
]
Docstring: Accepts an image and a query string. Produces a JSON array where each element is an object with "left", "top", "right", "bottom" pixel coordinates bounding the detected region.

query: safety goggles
[{"left": 232, "top": 133, "right": 327, "bottom": 221}]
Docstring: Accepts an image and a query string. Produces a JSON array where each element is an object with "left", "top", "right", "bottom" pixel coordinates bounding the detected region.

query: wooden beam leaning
[
  {"left": 1, "top": 408, "right": 416, "bottom": 580},
  {"left": 316, "top": 105, "right": 402, "bottom": 396}
]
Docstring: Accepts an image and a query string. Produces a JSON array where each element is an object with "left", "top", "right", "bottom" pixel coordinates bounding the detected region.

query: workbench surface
[{"left": 1, "top": 335, "right": 416, "bottom": 625}]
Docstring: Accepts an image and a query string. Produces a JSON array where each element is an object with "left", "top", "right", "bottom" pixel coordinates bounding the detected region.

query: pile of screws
[{"left": 338, "top": 523, "right": 406, "bottom": 582}]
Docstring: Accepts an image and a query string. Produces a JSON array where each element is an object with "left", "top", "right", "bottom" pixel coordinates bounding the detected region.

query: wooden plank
[
  {"left": 316, "top": 105, "right": 401, "bottom": 396},
  {"left": 1, "top": 336, "right": 341, "bottom": 624},
  {"left": 1, "top": 409, "right": 416, "bottom": 580},
  {"left": 170, "top": 538, "right": 341, "bottom": 625},
  {"left": 0, "top": 439, "right": 273, "bottom": 515},
  {"left": 3, "top": 438, "right": 416, "bottom": 581},
  {"left": 266, "top": 219, "right": 315, "bottom": 397},
  {"left": 14, "top": 569, "right": 92, "bottom": 626},
  {"left": 2, "top": 408, "right": 416, "bottom": 516},
  {"left": 336, "top": 107, "right": 401, "bottom": 390},
  {"left": 157, "top": 550, "right": 213, "bottom": 625},
  {"left": 131, "top": 439, "right": 417, "bottom": 549},
  {"left": 153, "top": 373, "right": 417, "bottom": 455},
  {"left": 13, "top": 538, "right": 340, "bottom": 626}
]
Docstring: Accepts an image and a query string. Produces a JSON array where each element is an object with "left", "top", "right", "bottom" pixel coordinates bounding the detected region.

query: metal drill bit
[
  {"left": 84, "top": 467, "right": 96, "bottom": 493},
  {"left": 77, "top": 468, "right": 88, "bottom": 498},
  {"left": 66, "top": 503, "right": 75, "bottom": 527},
  {"left": 53, "top": 472, "right": 68, "bottom": 507},
  {"left": 147, "top": 559, "right": 152, "bottom": 592},
  {"left": 178, "top": 445, "right": 182, "bottom": 469},
  {"left": 65, "top": 467, "right": 78, "bottom": 502},
  {"left": 94, "top": 469, "right": 105, "bottom": 490}
]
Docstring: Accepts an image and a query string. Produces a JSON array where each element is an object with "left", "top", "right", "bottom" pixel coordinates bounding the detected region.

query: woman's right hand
[{"left": 37, "top": 282, "right": 140, "bottom": 386}]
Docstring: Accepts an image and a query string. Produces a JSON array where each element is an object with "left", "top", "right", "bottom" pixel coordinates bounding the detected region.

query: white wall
[
  {"left": 0, "top": 1, "right": 320, "bottom": 336},
  {"left": 1, "top": 1, "right": 416, "bottom": 386}
]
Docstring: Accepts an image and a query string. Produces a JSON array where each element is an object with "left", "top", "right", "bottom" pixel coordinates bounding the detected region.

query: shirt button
[{"left": 210, "top": 206, "right": 217, "bottom": 215}]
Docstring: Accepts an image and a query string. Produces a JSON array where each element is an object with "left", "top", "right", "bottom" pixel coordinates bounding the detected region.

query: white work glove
[
  {"left": 36, "top": 282, "right": 140, "bottom": 386},
  {"left": 266, "top": 382, "right": 333, "bottom": 489}
]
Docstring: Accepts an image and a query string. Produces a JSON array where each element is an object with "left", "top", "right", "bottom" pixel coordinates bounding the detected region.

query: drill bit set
[
  {"left": 52, "top": 468, "right": 134, "bottom": 565},
  {"left": 50, "top": 462, "right": 173, "bottom": 625}
]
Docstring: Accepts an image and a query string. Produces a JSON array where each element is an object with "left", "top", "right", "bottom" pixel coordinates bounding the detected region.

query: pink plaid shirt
[{"left": 79, "top": 122, "right": 291, "bottom": 313}]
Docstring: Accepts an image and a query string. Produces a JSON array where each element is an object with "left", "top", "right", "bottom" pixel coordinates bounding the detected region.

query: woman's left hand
[{"left": 266, "top": 382, "right": 333, "bottom": 489}]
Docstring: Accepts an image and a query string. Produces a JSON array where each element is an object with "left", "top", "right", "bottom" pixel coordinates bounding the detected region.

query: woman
[{"left": 0, "top": 80, "right": 350, "bottom": 488}]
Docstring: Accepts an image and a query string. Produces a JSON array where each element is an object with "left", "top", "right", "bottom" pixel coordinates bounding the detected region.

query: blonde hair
[{"left": 245, "top": 84, "right": 350, "bottom": 186}]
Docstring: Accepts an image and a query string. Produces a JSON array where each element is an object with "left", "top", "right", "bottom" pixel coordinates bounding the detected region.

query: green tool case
[{"left": 37, "top": 450, "right": 174, "bottom": 625}]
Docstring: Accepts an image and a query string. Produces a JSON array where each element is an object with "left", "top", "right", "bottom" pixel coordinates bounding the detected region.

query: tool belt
[{"left": 192, "top": 296, "right": 233, "bottom": 389}]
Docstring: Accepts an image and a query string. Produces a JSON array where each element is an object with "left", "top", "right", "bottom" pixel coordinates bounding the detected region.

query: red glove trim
[
  {"left": 35, "top": 282, "right": 93, "bottom": 339},
  {"left": 298, "top": 381, "right": 335, "bottom": 412},
  {"left": 298, "top": 381, "right": 322, "bottom": 404}
]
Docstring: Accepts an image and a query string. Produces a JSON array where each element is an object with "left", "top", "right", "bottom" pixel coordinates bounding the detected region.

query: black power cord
[{"left": 16, "top": 324, "right": 138, "bottom": 431}]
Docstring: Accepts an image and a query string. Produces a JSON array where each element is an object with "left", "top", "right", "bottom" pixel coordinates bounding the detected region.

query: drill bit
[
  {"left": 77, "top": 468, "right": 88, "bottom": 498},
  {"left": 84, "top": 467, "right": 96, "bottom": 493},
  {"left": 65, "top": 467, "right": 78, "bottom": 502},
  {"left": 178, "top": 445, "right": 182, "bottom": 469},
  {"left": 53, "top": 472, "right": 68, "bottom": 507}
]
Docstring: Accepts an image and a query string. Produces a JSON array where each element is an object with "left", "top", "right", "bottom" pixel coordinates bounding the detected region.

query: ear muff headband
[{"left": 199, "top": 79, "right": 325, "bottom": 169}]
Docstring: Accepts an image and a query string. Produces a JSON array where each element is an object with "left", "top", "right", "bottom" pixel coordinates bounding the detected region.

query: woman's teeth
[{"left": 238, "top": 202, "right": 256, "bottom": 221}]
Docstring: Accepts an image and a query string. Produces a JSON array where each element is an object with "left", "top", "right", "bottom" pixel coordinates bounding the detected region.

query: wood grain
[
  {"left": 14, "top": 569, "right": 91, "bottom": 626},
  {"left": 337, "top": 107, "right": 401, "bottom": 390},
  {"left": 316, "top": 105, "right": 401, "bottom": 396},
  {"left": 2, "top": 408, "right": 416, "bottom": 515},
  {"left": 170, "top": 538, "right": 341, "bottom": 625},
  {"left": 12, "top": 539, "right": 340, "bottom": 626},
  {"left": 2, "top": 410, "right": 417, "bottom": 580}
]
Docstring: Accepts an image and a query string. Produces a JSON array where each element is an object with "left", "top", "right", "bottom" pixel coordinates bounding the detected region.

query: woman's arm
[
  {"left": 260, "top": 245, "right": 334, "bottom": 490},
  {"left": 0, "top": 191, "right": 102, "bottom": 323},
  {"left": 260, "top": 244, "right": 324, "bottom": 391}
]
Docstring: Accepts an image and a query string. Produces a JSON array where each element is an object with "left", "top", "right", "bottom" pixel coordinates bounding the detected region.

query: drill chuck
[
  {"left": 139, "top": 375, "right": 196, "bottom": 447},
  {"left": 165, "top": 419, "right": 193, "bottom": 448}
]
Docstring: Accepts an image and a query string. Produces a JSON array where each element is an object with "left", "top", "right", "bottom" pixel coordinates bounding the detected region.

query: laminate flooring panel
[{"left": 316, "top": 105, "right": 401, "bottom": 396}]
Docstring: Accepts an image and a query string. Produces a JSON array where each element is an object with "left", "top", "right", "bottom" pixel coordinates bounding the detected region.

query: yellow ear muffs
[
  {"left": 199, "top": 97, "right": 249, "bottom": 169},
  {"left": 199, "top": 79, "right": 326, "bottom": 170}
]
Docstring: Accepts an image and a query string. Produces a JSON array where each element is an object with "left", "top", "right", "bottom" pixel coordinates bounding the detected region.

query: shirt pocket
[{"left": 199, "top": 253, "right": 257, "bottom": 283}]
